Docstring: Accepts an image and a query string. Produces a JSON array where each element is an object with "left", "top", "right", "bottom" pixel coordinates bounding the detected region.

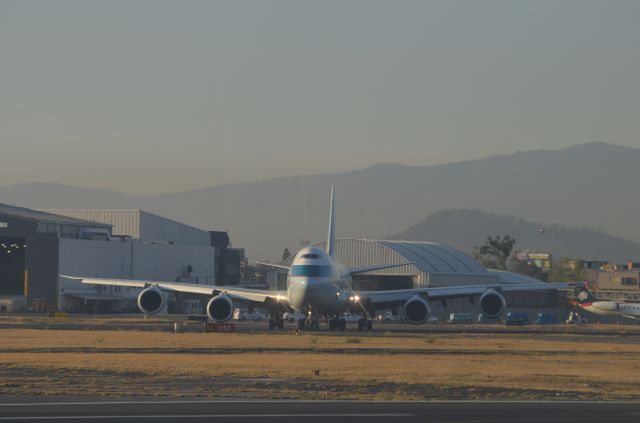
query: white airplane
[
  {"left": 574, "top": 285, "right": 640, "bottom": 320},
  {"left": 64, "top": 187, "right": 568, "bottom": 331}
]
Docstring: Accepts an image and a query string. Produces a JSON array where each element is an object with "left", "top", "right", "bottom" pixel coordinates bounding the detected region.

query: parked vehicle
[
  {"left": 566, "top": 311, "right": 588, "bottom": 324},
  {"left": 283, "top": 311, "right": 305, "bottom": 322},
  {"left": 477, "top": 314, "right": 500, "bottom": 324},
  {"left": 233, "top": 308, "right": 265, "bottom": 321},
  {"left": 535, "top": 313, "right": 559, "bottom": 325},
  {"left": 382, "top": 311, "right": 405, "bottom": 323},
  {"left": 343, "top": 312, "right": 363, "bottom": 322},
  {"left": 448, "top": 312, "right": 473, "bottom": 324},
  {"left": 505, "top": 311, "right": 529, "bottom": 326}
]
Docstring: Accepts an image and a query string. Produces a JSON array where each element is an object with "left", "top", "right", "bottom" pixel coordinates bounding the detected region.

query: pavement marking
[
  {"left": 0, "top": 414, "right": 414, "bottom": 420},
  {"left": 2, "top": 400, "right": 640, "bottom": 407}
]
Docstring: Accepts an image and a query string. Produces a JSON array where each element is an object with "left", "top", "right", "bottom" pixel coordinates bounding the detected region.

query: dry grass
[
  {"left": 2, "top": 328, "right": 640, "bottom": 353},
  {"left": 1, "top": 328, "right": 640, "bottom": 400}
]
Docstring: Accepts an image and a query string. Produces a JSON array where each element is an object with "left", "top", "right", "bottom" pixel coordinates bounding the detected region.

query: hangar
[
  {"left": 284, "top": 239, "right": 506, "bottom": 289},
  {"left": 0, "top": 204, "right": 113, "bottom": 312},
  {"left": 278, "top": 238, "right": 562, "bottom": 319},
  {"left": 0, "top": 203, "right": 241, "bottom": 313}
]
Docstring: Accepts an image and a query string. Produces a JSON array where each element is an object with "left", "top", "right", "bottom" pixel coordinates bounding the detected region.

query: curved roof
[
  {"left": 377, "top": 240, "right": 488, "bottom": 274},
  {"left": 298, "top": 238, "right": 488, "bottom": 276}
]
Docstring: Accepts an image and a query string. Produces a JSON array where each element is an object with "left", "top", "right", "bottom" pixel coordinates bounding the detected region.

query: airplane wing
[
  {"left": 61, "top": 276, "right": 288, "bottom": 304},
  {"left": 622, "top": 314, "right": 640, "bottom": 320},
  {"left": 348, "top": 263, "right": 414, "bottom": 275},
  {"left": 354, "top": 282, "right": 569, "bottom": 307},
  {"left": 254, "top": 262, "right": 291, "bottom": 271}
]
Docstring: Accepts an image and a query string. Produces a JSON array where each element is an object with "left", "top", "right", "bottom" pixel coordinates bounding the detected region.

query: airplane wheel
[{"left": 329, "top": 319, "right": 336, "bottom": 331}]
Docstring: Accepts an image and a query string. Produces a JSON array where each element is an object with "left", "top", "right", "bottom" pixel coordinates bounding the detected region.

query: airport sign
[{"left": 204, "top": 323, "right": 236, "bottom": 333}]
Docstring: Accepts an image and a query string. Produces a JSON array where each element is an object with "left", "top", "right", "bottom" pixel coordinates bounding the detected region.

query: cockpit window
[
  {"left": 300, "top": 254, "right": 320, "bottom": 259},
  {"left": 290, "top": 265, "right": 332, "bottom": 277}
]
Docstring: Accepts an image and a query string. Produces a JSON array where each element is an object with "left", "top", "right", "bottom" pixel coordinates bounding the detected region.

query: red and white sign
[{"left": 204, "top": 323, "right": 236, "bottom": 333}]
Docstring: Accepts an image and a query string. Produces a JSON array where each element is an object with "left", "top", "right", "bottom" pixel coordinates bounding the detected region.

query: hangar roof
[
  {"left": 290, "top": 238, "right": 490, "bottom": 276},
  {"left": 0, "top": 203, "right": 110, "bottom": 227},
  {"left": 286, "top": 239, "right": 542, "bottom": 287},
  {"left": 376, "top": 240, "right": 488, "bottom": 274}
]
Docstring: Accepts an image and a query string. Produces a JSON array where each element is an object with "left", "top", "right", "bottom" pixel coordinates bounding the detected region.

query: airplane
[
  {"left": 573, "top": 285, "right": 640, "bottom": 320},
  {"left": 63, "top": 186, "right": 568, "bottom": 331}
]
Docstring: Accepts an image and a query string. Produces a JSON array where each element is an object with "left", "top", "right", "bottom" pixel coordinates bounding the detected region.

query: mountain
[
  {"left": 2, "top": 142, "right": 640, "bottom": 260},
  {"left": 390, "top": 209, "right": 640, "bottom": 262}
]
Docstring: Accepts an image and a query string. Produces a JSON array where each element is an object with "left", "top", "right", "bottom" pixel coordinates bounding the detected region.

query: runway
[{"left": 0, "top": 400, "right": 639, "bottom": 422}]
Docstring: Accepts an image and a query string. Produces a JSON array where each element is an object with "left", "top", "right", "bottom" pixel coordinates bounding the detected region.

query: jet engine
[
  {"left": 206, "top": 294, "right": 234, "bottom": 323},
  {"left": 137, "top": 286, "right": 164, "bottom": 314},
  {"left": 403, "top": 295, "right": 430, "bottom": 324},
  {"left": 478, "top": 289, "right": 506, "bottom": 318}
]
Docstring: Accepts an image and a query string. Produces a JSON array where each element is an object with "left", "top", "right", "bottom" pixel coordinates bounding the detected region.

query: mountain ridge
[
  {"left": 390, "top": 209, "right": 640, "bottom": 263},
  {"left": 1, "top": 142, "right": 639, "bottom": 260}
]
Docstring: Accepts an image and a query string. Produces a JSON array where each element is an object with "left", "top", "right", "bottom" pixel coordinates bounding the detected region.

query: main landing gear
[
  {"left": 268, "top": 314, "right": 285, "bottom": 330},
  {"left": 357, "top": 317, "right": 373, "bottom": 331},
  {"left": 328, "top": 316, "right": 347, "bottom": 331}
]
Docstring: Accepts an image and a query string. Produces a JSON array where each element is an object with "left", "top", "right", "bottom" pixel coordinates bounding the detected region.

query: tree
[
  {"left": 549, "top": 258, "right": 586, "bottom": 282},
  {"left": 508, "top": 255, "right": 549, "bottom": 281},
  {"left": 282, "top": 248, "right": 291, "bottom": 262},
  {"left": 473, "top": 235, "right": 516, "bottom": 270}
]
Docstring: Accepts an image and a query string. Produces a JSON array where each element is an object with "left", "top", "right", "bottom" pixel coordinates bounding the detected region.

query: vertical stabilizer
[{"left": 326, "top": 186, "right": 336, "bottom": 257}]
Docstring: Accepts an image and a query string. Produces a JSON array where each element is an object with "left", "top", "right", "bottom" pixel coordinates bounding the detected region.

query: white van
[{"left": 233, "top": 308, "right": 265, "bottom": 321}]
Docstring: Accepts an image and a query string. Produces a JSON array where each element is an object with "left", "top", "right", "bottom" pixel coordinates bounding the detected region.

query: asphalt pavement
[{"left": 0, "top": 399, "right": 639, "bottom": 422}]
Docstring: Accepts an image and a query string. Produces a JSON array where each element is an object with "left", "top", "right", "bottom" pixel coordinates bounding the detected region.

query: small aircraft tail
[
  {"left": 574, "top": 284, "right": 597, "bottom": 304},
  {"left": 326, "top": 186, "right": 336, "bottom": 258}
]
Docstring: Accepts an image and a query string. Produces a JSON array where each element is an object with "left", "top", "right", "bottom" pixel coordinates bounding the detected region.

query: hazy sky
[{"left": 1, "top": 0, "right": 639, "bottom": 194}]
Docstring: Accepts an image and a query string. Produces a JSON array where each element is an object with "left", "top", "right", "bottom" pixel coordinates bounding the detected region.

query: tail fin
[
  {"left": 326, "top": 186, "right": 336, "bottom": 257},
  {"left": 574, "top": 284, "right": 596, "bottom": 304}
]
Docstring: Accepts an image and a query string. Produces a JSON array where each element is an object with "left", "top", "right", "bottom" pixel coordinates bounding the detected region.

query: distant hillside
[
  {"left": 391, "top": 209, "right": 640, "bottom": 262},
  {"left": 2, "top": 142, "right": 640, "bottom": 260}
]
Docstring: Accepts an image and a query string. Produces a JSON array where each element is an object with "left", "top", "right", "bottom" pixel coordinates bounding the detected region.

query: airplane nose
[
  {"left": 288, "top": 280, "right": 308, "bottom": 309},
  {"left": 288, "top": 279, "right": 333, "bottom": 311}
]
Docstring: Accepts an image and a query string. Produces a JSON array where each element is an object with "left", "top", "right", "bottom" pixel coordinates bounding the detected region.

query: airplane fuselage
[
  {"left": 286, "top": 247, "right": 354, "bottom": 315},
  {"left": 579, "top": 301, "right": 640, "bottom": 318}
]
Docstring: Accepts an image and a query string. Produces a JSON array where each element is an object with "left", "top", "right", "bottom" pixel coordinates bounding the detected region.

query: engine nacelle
[
  {"left": 207, "top": 294, "right": 234, "bottom": 323},
  {"left": 403, "top": 295, "right": 430, "bottom": 325},
  {"left": 137, "top": 286, "right": 164, "bottom": 315},
  {"left": 478, "top": 289, "right": 506, "bottom": 318}
]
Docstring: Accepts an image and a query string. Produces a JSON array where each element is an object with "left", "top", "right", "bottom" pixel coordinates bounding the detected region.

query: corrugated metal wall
[
  {"left": 139, "top": 211, "right": 210, "bottom": 246},
  {"left": 42, "top": 209, "right": 211, "bottom": 246},
  {"left": 58, "top": 238, "right": 217, "bottom": 310},
  {"left": 306, "top": 239, "right": 425, "bottom": 284},
  {"left": 42, "top": 209, "right": 141, "bottom": 238}
]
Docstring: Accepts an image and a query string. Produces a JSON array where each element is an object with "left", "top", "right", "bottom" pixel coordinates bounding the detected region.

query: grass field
[{"left": 1, "top": 327, "right": 640, "bottom": 400}]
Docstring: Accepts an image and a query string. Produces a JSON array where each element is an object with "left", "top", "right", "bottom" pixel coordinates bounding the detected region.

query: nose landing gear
[
  {"left": 297, "top": 315, "right": 324, "bottom": 331},
  {"left": 301, "top": 318, "right": 319, "bottom": 331}
]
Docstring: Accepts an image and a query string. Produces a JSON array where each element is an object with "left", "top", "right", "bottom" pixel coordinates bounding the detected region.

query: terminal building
[{"left": 0, "top": 204, "right": 241, "bottom": 313}]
